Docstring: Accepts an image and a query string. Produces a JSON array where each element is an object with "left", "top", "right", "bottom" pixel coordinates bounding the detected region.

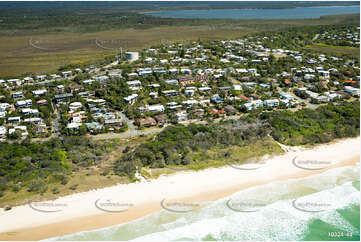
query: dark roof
[{"left": 154, "top": 114, "right": 167, "bottom": 122}]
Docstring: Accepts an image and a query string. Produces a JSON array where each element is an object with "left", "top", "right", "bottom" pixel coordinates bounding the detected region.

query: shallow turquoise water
[{"left": 50, "top": 164, "right": 360, "bottom": 241}]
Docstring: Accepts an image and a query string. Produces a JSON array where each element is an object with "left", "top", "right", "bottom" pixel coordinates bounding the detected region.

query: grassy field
[
  {"left": 0, "top": 26, "right": 255, "bottom": 77},
  {"left": 0, "top": 13, "right": 359, "bottom": 77},
  {"left": 306, "top": 43, "right": 360, "bottom": 57}
]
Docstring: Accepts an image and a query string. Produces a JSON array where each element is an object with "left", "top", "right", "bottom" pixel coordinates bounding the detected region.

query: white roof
[
  {"left": 67, "top": 123, "right": 82, "bottom": 129},
  {"left": 148, "top": 104, "right": 164, "bottom": 111},
  {"left": 126, "top": 80, "right": 141, "bottom": 85}
]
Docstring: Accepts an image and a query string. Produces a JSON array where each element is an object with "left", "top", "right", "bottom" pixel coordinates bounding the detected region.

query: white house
[
  {"left": 15, "top": 99, "right": 32, "bottom": 108},
  {"left": 23, "top": 77, "right": 34, "bottom": 83},
  {"left": 148, "top": 104, "right": 165, "bottom": 113},
  {"left": 169, "top": 68, "right": 178, "bottom": 74},
  {"left": 263, "top": 99, "right": 279, "bottom": 107},
  {"left": 280, "top": 93, "right": 295, "bottom": 100},
  {"left": 344, "top": 86, "right": 360, "bottom": 96},
  {"left": 32, "top": 89, "right": 47, "bottom": 96},
  {"left": 8, "top": 116, "right": 21, "bottom": 123},
  {"left": 67, "top": 122, "right": 82, "bottom": 131},
  {"left": 7, "top": 79, "right": 21, "bottom": 85},
  {"left": 83, "top": 79, "right": 95, "bottom": 84},
  {"left": 125, "top": 52, "right": 139, "bottom": 62},
  {"left": 36, "top": 75, "right": 47, "bottom": 81},
  {"left": 62, "top": 71, "right": 72, "bottom": 78},
  {"left": 181, "top": 68, "right": 192, "bottom": 74},
  {"left": 242, "top": 100, "right": 263, "bottom": 111},
  {"left": 126, "top": 80, "right": 142, "bottom": 90},
  {"left": 95, "top": 76, "right": 109, "bottom": 82},
  {"left": 318, "top": 70, "right": 330, "bottom": 79},
  {"left": 184, "top": 89, "right": 195, "bottom": 97},
  {"left": 21, "top": 108, "right": 39, "bottom": 115},
  {"left": 175, "top": 111, "right": 188, "bottom": 121},
  {"left": 24, "top": 117, "right": 43, "bottom": 124},
  {"left": 199, "top": 87, "right": 212, "bottom": 93},
  {"left": 69, "top": 102, "right": 82, "bottom": 111},
  {"left": 124, "top": 94, "right": 138, "bottom": 104},
  {"left": 182, "top": 99, "right": 198, "bottom": 108},
  {"left": 12, "top": 92, "right": 23, "bottom": 99},
  {"left": 0, "top": 126, "right": 6, "bottom": 138}
]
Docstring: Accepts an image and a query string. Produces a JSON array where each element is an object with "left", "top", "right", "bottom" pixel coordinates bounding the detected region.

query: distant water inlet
[{"left": 145, "top": 6, "right": 360, "bottom": 19}]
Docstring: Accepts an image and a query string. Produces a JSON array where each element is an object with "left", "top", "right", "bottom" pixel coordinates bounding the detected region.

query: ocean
[
  {"left": 145, "top": 6, "right": 360, "bottom": 19},
  {"left": 50, "top": 163, "right": 360, "bottom": 241}
]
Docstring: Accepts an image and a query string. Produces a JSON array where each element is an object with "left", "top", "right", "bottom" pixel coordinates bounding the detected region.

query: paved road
[
  {"left": 52, "top": 103, "right": 61, "bottom": 138},
  {"left": 276, "top": 85, "right": 317, "bottom": 110},
  {"left": 312, "top": 34, "right": 320, "bottom": 41},
  {"left": 32, "top": 102, "right": 319, "bottom": 143},
  {"left": 117, "top": 111, "right": 137, "bottom": 135},
  {"left": 104, "top": 60, "right": 119, "bottom": 69},
  {"left": 91, "top": 127, "right": 164, "bottom": 140},
  {"left": 291, "top": 93, "right": 318, "bottom": 109}
]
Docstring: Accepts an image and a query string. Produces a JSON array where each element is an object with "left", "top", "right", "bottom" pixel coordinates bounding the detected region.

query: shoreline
[{"left": 0, "top": 137, "right": 359, "bottom": 241}]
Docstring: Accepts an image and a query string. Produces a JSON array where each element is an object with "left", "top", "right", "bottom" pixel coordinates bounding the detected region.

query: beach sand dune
[{"left": 0, "top": 137, "right": 359, "bottom": 241}]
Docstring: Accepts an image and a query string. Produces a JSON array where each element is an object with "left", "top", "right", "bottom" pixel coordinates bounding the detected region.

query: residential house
[
  {"left": 165, "top": 79, "right": 178, "bottom": 85},
  {"left": 311, "top": 95, "right": 329, "bottom": 103},
  {"left": 24, "top": 117, "right": 43, "bottom": 125},
  {"left": 126, "top": 80, "right": 142, "bottom": 91},
  {"left": 162, "top": 90, "right": 178, "bottom": 97},
  {"left": 178, "top": 75, "right": 194, "bottom": 86},
  {"left": 9, "top": 126, "right": 28, "bottom": 137},
  {"left": 139, "top": 117, "right": 156, "bottom": 127},
  {"left": 104, "top": 119, "right": 123, "bottom": 127},
  {"left": 182, "top": 99, "right": 198, "bottom": 108},
  {"left": 86, "top": 122, "right": 104, "bottom": 133},
  {"left": 62, "top": 71, "right": 72, "bottom": 78},
  {"left": 21, "top": 108, "right": 39, "bottom": 115},
  {"left": 154, "top": 114, "right": 167, "bottom": 124},
  {"left": 69, "top": 102, "right": 83, "bottom": 112},
  {"left": 242, "top": 100, "right": 263, "bottom": 111},
  {"left": 224, "top": 105, "right": 237, "bottom": 114},
  {"left": 344, "top": 86, "right": 360, "bottom": 96},
  {"left": 67, "top": 122, "right": 82, "bottom": 131},
  {"left": 0, "top": 126, "right": 6, "bottom": 138},
  {"left": 263, "top": 99, "right": 279, "bottom": 107},
  {"left": 12, "top": 92, "right": 23, "bottom": 99},
  {"left": 175, "top": 111, "right": 188, "bottom": 122},
  {"left": 8, "top": 116, "right": 21, "bottom": 123},
  {"left": 7, "top": 79, "right": 21, "bottom": 86},
  {"left": 36, "top": 99, "right": 48, "bottom": 105},
  {"left": 15, "top": 99, "right": 32, "bottom": 108},
  {"left": 167, "top": 102, "right": 182, "bottom": 110},
  {"left": 124, "top": 94, "right": 138, "bottom": 104},
  {"left": 148, "top": 104, "right": 165, "bottom": 113},
  {"left": 149, "top": 92, "right": 158, "bottom": 99},
  {"left": 54, "top": 93, "right": 73, "bottom": 103},
  {"left": 95, "top": 76, "right": 109, "bottom": 82},
  {"left": 211, "top": 94, "right": 224, "bottom": 104},
  {"left": 32, "top": 89, "right": 47, "bottom": 97},
  {"left": 198, "top": 87, "right": 212, "bottom": 93}
]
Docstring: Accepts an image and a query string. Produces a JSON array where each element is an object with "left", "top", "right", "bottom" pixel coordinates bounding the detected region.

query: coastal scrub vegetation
[
  {"left": 263, "top": 101, "right": 360, "bottom": 145},
  {"left": 0, "top": 102, "right": 359, "bottom": 205},
  {"left": 0, "top": 137, "right": 119, "bottom": 198},
  {"left": 115, "top": 101, "right": 360, "bottom": 178}
]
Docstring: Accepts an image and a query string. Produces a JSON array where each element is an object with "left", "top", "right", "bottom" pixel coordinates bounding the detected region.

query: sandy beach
[{"left": 0, "top": 137, "right": 359, "bottom": 241}]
